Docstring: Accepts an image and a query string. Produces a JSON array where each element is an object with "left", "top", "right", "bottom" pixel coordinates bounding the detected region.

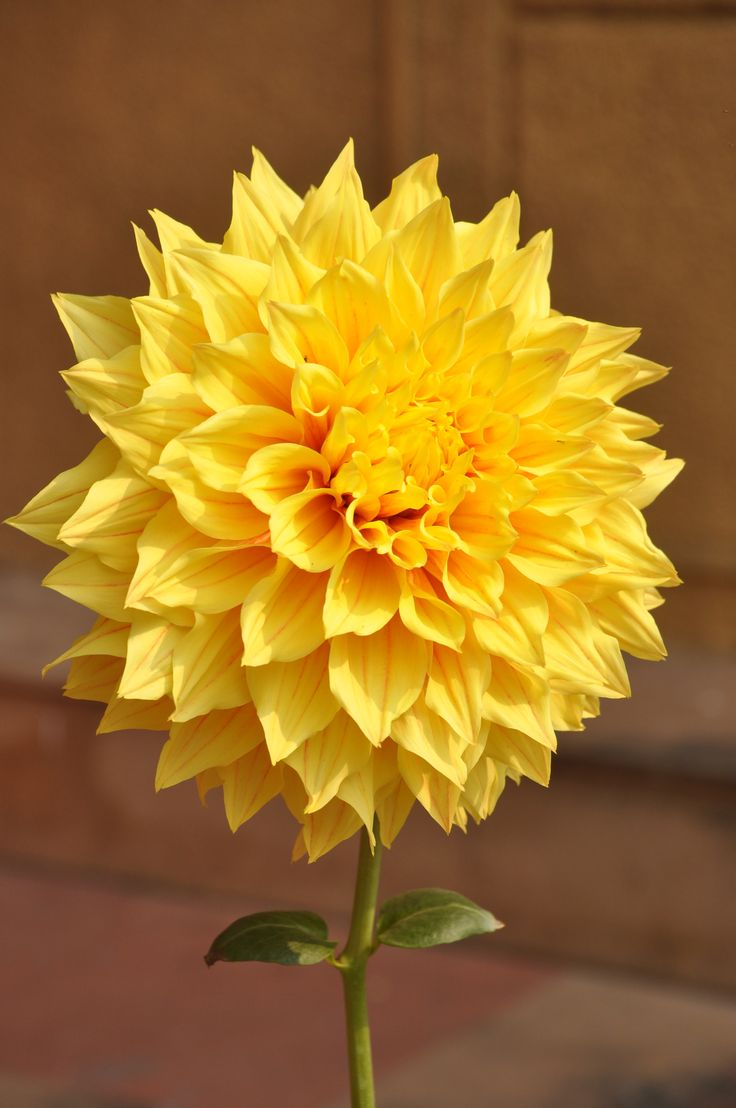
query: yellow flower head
[{"left": 10, "top": 141, "right": 681, "bottom": 860}]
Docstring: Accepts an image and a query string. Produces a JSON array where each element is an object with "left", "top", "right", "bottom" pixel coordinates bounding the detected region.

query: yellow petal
[
  {"left": 425, "top": 639, "right": 491, "bottom": 743},
  {"left": 323, "top": 549, "right": 402, "bottom": 637},
  {"left": 221, "top": 742, "right": 283, "bottom": 830},
  {"left": 7, "top": 439, "right": 119, "bottom": 549},
  {"left": 58, "top": 460, "right": 167, "bottom": 571},
  {"left": 44, "top": 617, "right": 129, "bottom": 676},
  {"left": 224, "top": 171, "right": 290, "bottom": 262},
  {"left": 399, "top": 572, "right": 466, "bottom": 651},
  {"left": 455, "top": 192, "right": 520, "bottom": 268},
  {"left": 300, "top": 798, "right": 363, "bottom": 862},
  {"left": 267, "top": 301, "right": 349, "bottom": 375},
  {"left": 439, "top": 259, "right": 495, "bottom": 321},
  {"left": 482, "top": 658, "right": 556, "bottom": 749},
  {"left": 308, "top": 260, "right": 400, "bottom": 356},
  {"left": 151, "top": 440, "right": 270, "bottom": 543},
  {"left": 43, "top": 550, "right": 130, "bottom": 621},
  {"left": 118, "top": 614, "right": 185, "bottom": 700},
  {"left": 97, "top": 694, "right": 172, "bottom": 734},
  {"left": 544, "top": 588, "right": 630, "bottom": 699},
  {"left": 337, "top": 763, "right": 376, "bottom": 834},
  {"left": 396, "top": 748, "right": 462, "bottom": 832},
  {"left": 62, "top": 346, "right": 147, "bottom": 418},
  {"left": 442, "top": 550, "right": 504, "bottom": 617},
  {"left": 250, "top": 147, "right": 302, "bottom": 226},
  {"left": 131, "top": 295, "right": 207, "bottom": 383},
  {"left": 588, "top": 589, "right": 666, "bottom": 661},
  {"left": 241, "top": 560, "right": 327, "bottom": 665},
  {"left": 247, "top": 644, "right": 339, "bottom": 762},
  {"left": 191, "top": 333, "right": 294, "bottom": 413},
  {"left": 156, "top": 704, "right": 263, "bottom": 788},
  {"left": 133, "top": 223, "right": 167, "bottom": 297},
  {"left": 495, "top": 348, "right": 569, "bottom": 418},
  {"left": 146, "top": 543, "right": 275, "bottom": 615},
  {"left": 301, "top": 166, "right": 380, "bottom": 267},
  {"left": 269, "top": 488, "right": 351, "bottom": 572},
  {"left": 485, "top": 725, "right": 552, "bottom": 786},
  {"left": 170, "top": 248, "right": 269, "bottom": 342},
  {"left": 473, "top": 563, "right": 548, "bottom": 670},
  {"left": 507, "top": 508, "right": 602, "bottom": 587},
  {"left": 489, "top": 230, "right": 552, "bottom": 339},
  {"left": 179, "top": 405, "right": 303, "bottom": 492},
  {"left": 393, "top": 197, "right": 461, "bottom": 314},
  {"left": 462, "top": 756, "right": 507, "bottom": 823},
  {"left": 52, "top": 293, "right": 138, "bottom": 361},
  {"left": 393, "top": 699, "right": 468, "bottom": 786},
  {"left": 585, "top": 499, "right": 679, "bottom": 589},
  {"left": 372, "top": 155, "right": 441, "bottom": 232},
  {"left": 98, "top": 373, "right": 211, "bottom": 475},
  {"left": 64, "top": 655, "right": 123, "bottom": 703},
  {"left": 240, "top": 443, "right": 330, "bottom": 514},
  {"left": 171, "top": 610, "right": 251, "bottom": 722},
  {"left": 328, "top": 616, "right": 429, "bottom": 744},
  {"left": 286, "top": 711, "right": 371, "bottom": 812}
]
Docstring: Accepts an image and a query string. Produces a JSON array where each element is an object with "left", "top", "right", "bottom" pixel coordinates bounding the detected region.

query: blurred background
[{"left": 1, "top": 1, "right": 735, "bottom": 1106}]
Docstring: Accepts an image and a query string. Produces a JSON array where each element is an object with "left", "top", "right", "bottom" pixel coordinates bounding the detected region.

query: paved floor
[{"left": 2, "top": 866, "right": 736, "bottom": 1108}]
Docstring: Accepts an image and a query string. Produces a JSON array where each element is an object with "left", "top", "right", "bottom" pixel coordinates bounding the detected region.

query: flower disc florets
[{"left": 10, "top": 141, "right": 681, "bottom": 860}]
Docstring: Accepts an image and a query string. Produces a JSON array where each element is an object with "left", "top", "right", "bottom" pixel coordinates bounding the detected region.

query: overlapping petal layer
[{"left": 10, "top": 142, "right": 681, "bottom": 860}]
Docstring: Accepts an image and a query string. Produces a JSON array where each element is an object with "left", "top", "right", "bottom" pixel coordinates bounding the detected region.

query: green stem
[{"left": 337, "top": 818, "right": 383, "bottom": 1108}]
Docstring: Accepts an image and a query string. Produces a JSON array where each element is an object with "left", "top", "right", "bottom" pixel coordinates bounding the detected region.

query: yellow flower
[{"left": 9, "top": 141, "right": 681, "bottom": 860}]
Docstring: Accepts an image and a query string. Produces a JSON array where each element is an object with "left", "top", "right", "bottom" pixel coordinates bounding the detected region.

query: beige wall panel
[
  {"left": 518, "top": 16, "right": 736, "bottom": 574},
  {"left": 1, "top": 0, "right": 380, "bottom": 565},
  {"left": 380, "top": 0, "right": 516, "bottom": 218}
]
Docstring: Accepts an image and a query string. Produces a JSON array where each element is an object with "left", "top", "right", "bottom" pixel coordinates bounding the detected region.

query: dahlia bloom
[{"left": 10, "top": 142, "right": 681, "bottom": 860}]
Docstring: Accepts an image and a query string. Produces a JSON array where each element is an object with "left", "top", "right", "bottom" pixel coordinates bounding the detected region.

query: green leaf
[
  {"left": 204, "top": 910, "right": 337, "bottom": 967},
  {"left": 376, "top": 888, "right": 503, "bottom": 949}
]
